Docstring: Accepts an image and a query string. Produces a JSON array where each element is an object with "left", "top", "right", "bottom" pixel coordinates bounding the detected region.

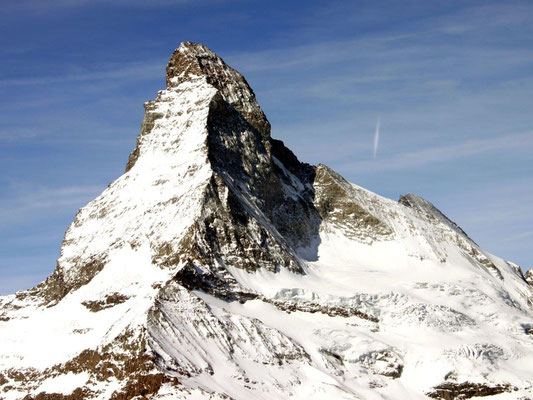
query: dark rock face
[
  {"left": 5, "top": 328, "right": 178, "bottom": 399},
  {"left": 263, "top": 296, "right": 379, "bottom": 322},
  {"left": 314, "top": 164, "right": 391, "bottom": 241},
  {"left": 126, "top": 42, "right": 323, "bottom": 286},
  {"left": 427, "top": 381, "right": 513, "bottom": 399},
  {"left": 166, "top": 42, "right": 270, "bottom": 136},
  {"left": 125, "top": 100, "right": 164, "bottom": 172},
  {"left": 82, "top": 293, "right": 129, "bottom": 312},
  {"left": 205, "top": 91, "right": 320, "bottom": 256},
  {"left": 399, "top": 194, "right": 471, "bottom": 241},
  {"left": 32, "top": 257, "right": 107, "bottom": 306},
  {"left": 525, "top": 269, "right": 533, "bottom": 286},
  {"left": 173, "top": 261, "right": 258, "bottom": 303}
]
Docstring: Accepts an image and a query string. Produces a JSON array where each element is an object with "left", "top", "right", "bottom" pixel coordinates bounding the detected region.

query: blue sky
[{"left": 1, "top": 0, "right": 532, "bottom": 294}]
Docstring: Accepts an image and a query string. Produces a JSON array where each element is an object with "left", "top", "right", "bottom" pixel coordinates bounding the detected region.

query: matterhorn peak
[
  {"left": 1, "top": 42, "right": 533, "bottom": 400},
  {"left": 166, "top": 41, "right": 270, "bottom": 136},
  {"left": 125, "top": 42, "right": 270, "bottom": 174}
]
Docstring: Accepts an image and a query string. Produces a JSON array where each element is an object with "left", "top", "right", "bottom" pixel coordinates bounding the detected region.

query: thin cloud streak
[
  {"left": 340, "top": 131, "right": 533, "bottom": 173},
  {"left": 0, "top": 185, "right": 104, "bottom": 224},
  {"left": 503, "top": 230, "right": 533, "bottom": 242},
  {"left": 228, "top": 31, "right": 532, "bottom": 77},
  {"left": 19, "top": 185, "right": 103, "bottom": 208},
  {"left": 0, "top": 62, "right": 163, "bottom": 88},
  {"left": 3, "top": 0, "right": 202, "bottom": 13}
]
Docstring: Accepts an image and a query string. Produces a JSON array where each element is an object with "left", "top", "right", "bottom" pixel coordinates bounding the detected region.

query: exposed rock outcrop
[{"left": 525, "top": 269, "right": 533, "bottom": 286}]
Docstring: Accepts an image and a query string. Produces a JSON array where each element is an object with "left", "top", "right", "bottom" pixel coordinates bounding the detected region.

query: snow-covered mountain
[{"left": 1, "top": 42, "right": 533, "bottom": 400}]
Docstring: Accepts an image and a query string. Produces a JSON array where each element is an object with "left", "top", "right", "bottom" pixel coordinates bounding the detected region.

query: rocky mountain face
[
  {"left": 1, "top": 42, "right": 533, "bottom": 400},
  {"left": 525, "top": 270, "right": 533, "bottom": 286}
]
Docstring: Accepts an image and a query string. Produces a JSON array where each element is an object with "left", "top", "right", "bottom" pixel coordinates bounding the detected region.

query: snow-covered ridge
[{"left": 1, "top": 42, "right": 533, "bottom": 400}]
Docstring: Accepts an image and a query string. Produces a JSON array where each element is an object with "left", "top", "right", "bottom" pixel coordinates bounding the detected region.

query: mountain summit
[{"left": 1, "top": 42, "right": 532, "bottom": 400}]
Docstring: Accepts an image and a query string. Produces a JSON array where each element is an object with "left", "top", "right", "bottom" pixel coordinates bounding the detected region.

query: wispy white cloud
[
  {"left": 0, "top": 128, "right": 40, "bottom": 141},
  {"left": 430, "top": 3, "right": 533, "bottom": 36},
  {"left": 227, "top": 35, "right": 415, "bottom": 73},
  {"left": 339, "top": 131, "right": 533, "bottom": 173},
  {"left": 0, "top": 184, "right": 104, "bottom": 225},
  {"left": 20, "top": 185, "right": 104, "bottom": 208},
  {"left": 3, "top": 0, "right": 205, "bottom": 14},
  {"left": 503, "top": 230, "right": 533, "bottom": 242},
  {"left": 0, "top": 62, "right": 163, "bottom": 88},
  {"left": 226, "top": 32, "right": 533, "bottom": 129}
]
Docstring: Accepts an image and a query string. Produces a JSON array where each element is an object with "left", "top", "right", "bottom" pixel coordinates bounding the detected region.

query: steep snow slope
[{"left": 1, "top": 42, "right": 532, "bottom": 400}]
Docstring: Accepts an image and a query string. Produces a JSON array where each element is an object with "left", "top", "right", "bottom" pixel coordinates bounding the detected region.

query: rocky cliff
[{"left": 1, "top": 42, "right": 533, "bottom": 400}]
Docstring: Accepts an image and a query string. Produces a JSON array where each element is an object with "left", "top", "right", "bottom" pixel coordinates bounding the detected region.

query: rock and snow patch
[{"left": 34, "top": 372, "right": 90, "bottom": 396}]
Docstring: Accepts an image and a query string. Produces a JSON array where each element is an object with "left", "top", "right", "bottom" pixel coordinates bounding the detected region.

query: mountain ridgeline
[{"left": 1, "top": 42, "right": 533, "bottom": 400}]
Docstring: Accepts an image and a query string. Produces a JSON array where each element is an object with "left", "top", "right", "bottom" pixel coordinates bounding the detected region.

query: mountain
[{"left": 1, "top": 42, "right": 533, "bottom": 400}]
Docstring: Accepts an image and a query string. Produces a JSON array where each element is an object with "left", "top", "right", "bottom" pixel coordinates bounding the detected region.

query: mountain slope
[{"left": 1, "top": 42, "right": 532, "bottom": 400}]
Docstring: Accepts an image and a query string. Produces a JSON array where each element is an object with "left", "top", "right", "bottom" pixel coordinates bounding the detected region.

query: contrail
[{"left": 373, "top": 117, "right": 380, "bottom": 158}]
